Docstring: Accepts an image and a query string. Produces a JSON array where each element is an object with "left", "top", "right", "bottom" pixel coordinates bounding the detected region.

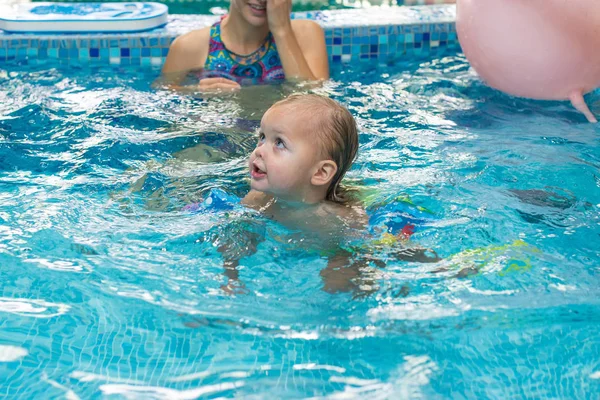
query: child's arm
[
  {"left": 267, "top": 0, "right": 329, "bottom": 81},
  {"left": 320, "top": 249, "right": 381, "bottom": 298},
  {"left": 216, "top": 224, "right": 262, "bottom": 294},
  {"left": 320, "top": 245, "right": 439, "bottom": 299},
  {"left": 390, "top": 246, "right": 441, "bottom": 263}
]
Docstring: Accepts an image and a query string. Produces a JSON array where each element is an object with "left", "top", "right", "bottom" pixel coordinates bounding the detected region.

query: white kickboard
[{"left": 0, "top": 2, "right": 168, "bottom": 33}]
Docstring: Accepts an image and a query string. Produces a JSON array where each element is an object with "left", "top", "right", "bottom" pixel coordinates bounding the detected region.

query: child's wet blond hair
[{"left": 272, "top": 93, "right": 359, "bottom": 203}]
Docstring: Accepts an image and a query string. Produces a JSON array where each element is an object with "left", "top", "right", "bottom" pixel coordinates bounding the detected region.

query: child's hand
[
  {"left": 267, "top": 0, "right": 292, "bottom": 36},
  {"left": 198, "top": 77, "right": 241, "bottom": 92}
]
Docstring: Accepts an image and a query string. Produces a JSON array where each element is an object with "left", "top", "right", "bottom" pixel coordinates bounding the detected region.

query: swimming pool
[{"left": 1, "top": 48, "right": 599, "bottom": 397}]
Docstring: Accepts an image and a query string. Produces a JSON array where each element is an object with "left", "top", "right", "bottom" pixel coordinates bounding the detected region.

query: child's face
[{"left": 248, "top": 104, "right": 323, "bottom": 201}]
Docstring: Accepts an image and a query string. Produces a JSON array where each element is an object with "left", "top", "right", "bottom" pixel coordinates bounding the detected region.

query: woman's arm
[{"left": 267, "top": 0, "right": 329, "bottom": 81}]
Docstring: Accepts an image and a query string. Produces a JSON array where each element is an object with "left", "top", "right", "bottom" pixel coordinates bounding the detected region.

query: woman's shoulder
[
  {"left": 162, "top": 26, "right": 212, "bottom": 73},
  {"left": 171, "top": 26, "right": 212, "bottom": 53},
  {"left": 290, "top": 19, "right": 325, "bottom": 36}
]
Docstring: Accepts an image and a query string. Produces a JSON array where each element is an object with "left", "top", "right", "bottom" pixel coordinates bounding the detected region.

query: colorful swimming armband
[
  {"left": 183, "top": 188, "right": 240, "bottom": 213},
  {"left": 367, "top": 196, "right": 437, "bottom": 240}
]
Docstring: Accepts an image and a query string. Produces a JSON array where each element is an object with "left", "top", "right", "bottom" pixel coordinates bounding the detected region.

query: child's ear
[{"left": 311, "top": 160, "right": 338, "bottom": 187}]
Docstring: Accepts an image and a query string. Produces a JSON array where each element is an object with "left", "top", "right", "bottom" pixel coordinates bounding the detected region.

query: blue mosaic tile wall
[
  {"left": 325, "top": 24, "right": 457, "bottom": 63},
  {"left": 0, "top": 6, "right": 458, "bottom": 67},
  {"left": 0, "top": 37, "right": 175, "bottom": 67}
]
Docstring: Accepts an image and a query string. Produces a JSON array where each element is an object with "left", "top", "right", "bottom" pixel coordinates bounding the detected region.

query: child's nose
[{"left": 253, "top": 145, "right": 263, "bottom": 158}]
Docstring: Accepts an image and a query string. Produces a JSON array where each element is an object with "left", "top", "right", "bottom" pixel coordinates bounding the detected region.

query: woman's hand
[
  {"left": 266, "top": 0, "right": 292, "bottom": 36},
  {"left": 198, "top": 77, "right": 241, "bottom": 92}
]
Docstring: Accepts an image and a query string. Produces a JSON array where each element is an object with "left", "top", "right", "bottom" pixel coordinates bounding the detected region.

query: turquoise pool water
[{"left": 1, "top": 55, "right": 599, "bottom": 398}]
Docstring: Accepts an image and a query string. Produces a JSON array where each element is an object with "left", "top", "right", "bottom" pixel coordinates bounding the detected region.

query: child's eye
[
  {"left": 257, "top": 132, "right": 265, "bottom": 142},
  {"left": 275, "top": 138, "right": 286, "bottom": 149}
]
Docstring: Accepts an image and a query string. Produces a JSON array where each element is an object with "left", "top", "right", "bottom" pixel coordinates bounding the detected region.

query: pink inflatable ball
[{"left": 456, "top": 0, "right": 600, "bottom": 123}]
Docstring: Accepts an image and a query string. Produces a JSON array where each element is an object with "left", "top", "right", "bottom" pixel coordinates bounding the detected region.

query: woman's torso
[{"left": 201, "top": 19, "right": 286, "bottom": 85}]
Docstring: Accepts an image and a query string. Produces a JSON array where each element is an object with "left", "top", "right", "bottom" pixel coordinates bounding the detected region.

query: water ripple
[
  {"left": 0, "top": 297, "right": 70, "bottom": 318},
  {"left": 0, "top": 345, "right": 28, "bottom": 362},
  {"left": 99, "top": 382, "right": 245, "bottom": 399}
]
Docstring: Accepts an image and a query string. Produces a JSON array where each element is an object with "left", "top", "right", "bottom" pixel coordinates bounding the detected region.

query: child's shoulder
[
  {"left": 241, "top": 191, "right": 367, "bottom": 230},
  {"left": 241, "top": 190, "right": 269, "bottom": 209},
  {"left": 320, "top": 201, "right": 368, "bottom": 229}
]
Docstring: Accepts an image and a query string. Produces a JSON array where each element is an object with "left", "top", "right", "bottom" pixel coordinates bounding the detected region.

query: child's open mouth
[{"left": 251, "top": 163, "right": 267, "bottom": 179}]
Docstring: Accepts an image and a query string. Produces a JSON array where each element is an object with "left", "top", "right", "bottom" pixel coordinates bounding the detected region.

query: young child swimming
[
  {"left": 161, "top": 0, "right": 329, "bottom": 91},
  {"left": 242, "top": 94, "right": 363, "bottom": 228},
  {"left": 204, "top": 93, "right": 439, "bottom": 295},
  {"left": 212, "top": 93, "right": 362, "bottom": 292}
]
